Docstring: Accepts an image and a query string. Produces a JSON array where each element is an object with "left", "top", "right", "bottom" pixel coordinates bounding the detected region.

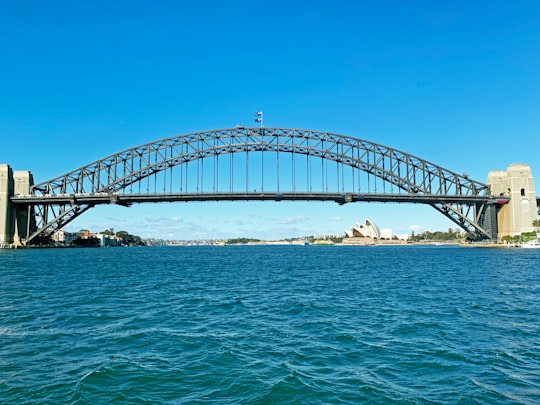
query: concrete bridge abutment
[
  {"left": 0, "top": 164, "right": 34, "bottom": 247},
  {"left": 488, "top": 164, "right": 538, "bottom": 240}
]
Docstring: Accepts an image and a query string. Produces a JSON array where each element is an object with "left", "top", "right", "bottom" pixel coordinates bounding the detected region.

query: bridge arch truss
[{"left": 13, "top": 127, "right": 495, "bottom": 244}]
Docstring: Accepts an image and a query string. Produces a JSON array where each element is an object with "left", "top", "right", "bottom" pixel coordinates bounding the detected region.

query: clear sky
[{"left": 1, "top": 1, "right": 539, "bottom": 240}]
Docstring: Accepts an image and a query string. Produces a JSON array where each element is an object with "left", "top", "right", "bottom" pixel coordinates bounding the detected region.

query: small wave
[
  {"left": 254, "top": 371, "right": 320, "bottom": 403},
  {"left": 470, "top": 377, "right": 535, "bottom": 404},
  {"left": 0, "top": 326, "right": 26, "bottom": 337}
]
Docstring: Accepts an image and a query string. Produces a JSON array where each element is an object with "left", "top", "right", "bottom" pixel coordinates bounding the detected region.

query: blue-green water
[{"left": 1, "top": 245, "right": 539, "bottom": 404}]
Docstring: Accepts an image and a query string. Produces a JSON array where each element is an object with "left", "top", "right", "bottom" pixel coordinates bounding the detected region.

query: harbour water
[{"left": 1, "top": 245, "right": 539, "bottom": 403}]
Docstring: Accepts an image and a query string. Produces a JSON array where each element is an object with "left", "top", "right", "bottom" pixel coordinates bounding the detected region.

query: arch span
[{"left": 12, "top": 127, "right": 496, "bottom": 244}]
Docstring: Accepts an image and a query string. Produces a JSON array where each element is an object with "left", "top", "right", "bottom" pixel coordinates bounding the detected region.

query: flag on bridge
[{"left": 254, "top": 111, "right": 263, "bottom": 127}]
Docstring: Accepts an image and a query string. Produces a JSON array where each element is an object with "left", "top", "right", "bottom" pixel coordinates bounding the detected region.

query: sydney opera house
[{"left": 342, "top": 219, "right": 408, "bottom": 245}]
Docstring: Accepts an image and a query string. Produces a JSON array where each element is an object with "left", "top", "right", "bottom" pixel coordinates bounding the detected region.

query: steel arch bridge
[{"left": 11, "top": 127, "right": 502, "bottom": 245}]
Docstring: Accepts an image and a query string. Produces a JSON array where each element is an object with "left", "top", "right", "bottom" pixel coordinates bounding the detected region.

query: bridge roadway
[{"left": 11, "top": 191, "right": 497, "bottom": 206}]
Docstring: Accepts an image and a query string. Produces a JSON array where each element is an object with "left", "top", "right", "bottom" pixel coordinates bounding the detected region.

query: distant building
[
  {"left": 52, "top": 230, "right": 76, "bottom": 245},
  {"left": 95, "top": 233, "right": 122, "bottom": 247},
  {"left": 343, "top": 218, "right": 408, "bottom": 245},
  {"left": 380, "top": 228, "right": 394, "bottom": 240},
  {"left": 344, "top": 218, "right": 381, "bottom": 239},
  {"left": 73, "top": 230, "right": 123, "bottom": 247}
]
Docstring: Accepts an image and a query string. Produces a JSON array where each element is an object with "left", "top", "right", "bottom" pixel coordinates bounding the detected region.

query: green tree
[
  {"left": 225, "top": 238, "right": 261, "bottom": 245},
  {"left": 115, "top": 230, "right": 146, "bottom": 246}
]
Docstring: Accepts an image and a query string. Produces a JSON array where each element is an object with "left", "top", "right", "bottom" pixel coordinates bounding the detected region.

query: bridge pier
[
  {"left": 477, "top": 202, "right": 499, "bottom": 241},
  {"left": 0, "top": 164, "right": 34, "bottom": 247},
  {"left": 488, "top": 164, "right": 538, "bottom": 240},
  {"left": 0, "top": 164, "right": 14, "bottom": 247}
]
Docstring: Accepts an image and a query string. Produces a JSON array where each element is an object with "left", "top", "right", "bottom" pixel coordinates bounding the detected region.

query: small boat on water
[{"left": 521, "top": 240, "right": 540, "bottom": 249}]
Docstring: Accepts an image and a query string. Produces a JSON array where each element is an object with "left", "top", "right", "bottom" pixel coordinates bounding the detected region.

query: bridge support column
[
  {"left": 477, "top": 202, "right": 498, "bottom": 241},
  {"left": 12, "top": 170, "right": 34, "bottom": 247},
  {"left": 0, "top": 164, "right": 14, "bottom": 247},
  {"left": 488, "top": 164, "right": 538, "bottom": 240},
  {"left": 0, "top": 164, "right": 34, "bottom": 247}
]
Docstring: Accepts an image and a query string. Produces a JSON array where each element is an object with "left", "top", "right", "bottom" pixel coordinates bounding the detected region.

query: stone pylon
[
  {"left": 0, "top": 164, "right": 34, "bottom": 247},
  {"left": 488, "top": 164, "right": 538, "bottom": 239}
]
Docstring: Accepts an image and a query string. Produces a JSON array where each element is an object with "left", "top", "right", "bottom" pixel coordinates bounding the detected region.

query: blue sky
[{"left": 1, "top": 1, "right": 539, "bottom": 240}]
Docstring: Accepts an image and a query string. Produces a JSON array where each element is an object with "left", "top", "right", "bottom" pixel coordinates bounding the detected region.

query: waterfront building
[
  {"left": 343, "top": 219, "right": 408, "bottom": 245},
  {"left": 344, "top": 218, "right": 381, "bottom": 239},
  {"left": 95, "top": 233, "right": 122, "bottom": 247},
  {"left": 52, "top": 230, "right": 77, "bottom": 245},
  {"left": 73, "top": 230, "right": 123, "bottom": 247}
]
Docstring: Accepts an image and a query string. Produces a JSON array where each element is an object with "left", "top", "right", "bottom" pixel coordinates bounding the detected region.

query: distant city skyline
[{"left": 2, "top": 1, "right": 539, "bottom": 240}]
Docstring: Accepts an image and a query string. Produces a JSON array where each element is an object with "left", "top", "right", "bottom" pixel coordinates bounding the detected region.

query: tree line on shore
[{"left": 409, "top": 228, "right": 465, "bottom": 242}]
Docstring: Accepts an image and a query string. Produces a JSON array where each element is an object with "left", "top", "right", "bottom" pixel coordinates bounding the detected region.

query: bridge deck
[{"left": 11, "top": 192, "right": 494, "bottom": 206}]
